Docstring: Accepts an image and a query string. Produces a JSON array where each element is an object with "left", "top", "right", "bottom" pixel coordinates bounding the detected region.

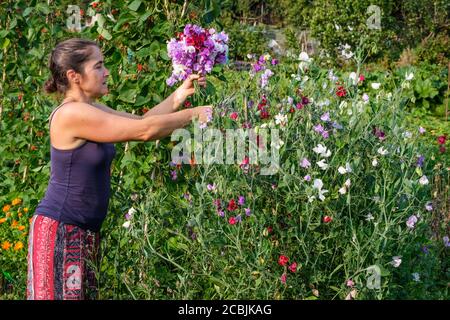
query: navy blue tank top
[{"left": 35, "top": 102, "right": 116, "bottom": 231}]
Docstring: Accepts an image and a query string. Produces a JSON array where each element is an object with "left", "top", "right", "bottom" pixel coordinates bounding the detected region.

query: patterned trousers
[{"left": 27, "top": 215, "right": 100, "bottom": 300}]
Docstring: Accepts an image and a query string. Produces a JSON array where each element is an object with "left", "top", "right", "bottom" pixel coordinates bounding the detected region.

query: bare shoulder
[
  {"left": 51, "top": 101, "right": 149, "bottom": 144},
  {"left": 50, "top": 102, "right": 104, "bottom": 149}
]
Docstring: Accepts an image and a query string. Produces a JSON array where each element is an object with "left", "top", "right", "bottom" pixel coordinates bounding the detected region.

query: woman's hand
[
  {"left": 173, "top": 74, "right": 206, "bottom": 109},
  {"left": 193, "top": 105, "right": 213, "bottom": 123}
]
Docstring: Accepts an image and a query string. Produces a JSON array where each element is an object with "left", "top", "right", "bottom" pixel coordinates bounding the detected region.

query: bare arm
[{"left": 59, "top": 102, "right": 205, "bottom": 143}]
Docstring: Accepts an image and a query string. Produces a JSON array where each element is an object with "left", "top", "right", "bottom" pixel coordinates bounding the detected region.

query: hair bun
[{"left": 44, "top": 77, "right": 58, "bottom": 94}]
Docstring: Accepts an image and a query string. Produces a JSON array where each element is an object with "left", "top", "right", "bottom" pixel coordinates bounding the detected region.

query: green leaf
[
  {"left": 23, "top": 7, "right": 33, "bottom": 17},
  {"left": 118, "top": 89, "right": 138, "bottom": 103},
  {"left": 97, "top": 27, "right": 112, "bottom": 40},
  {"left": 128, "top": 0, "right": 142, "bottom": 11},
  {"left": 135, "top": 95, "right": 152, "bottom": 106},
  {"left": 1, "top": 38, "right": 11, "bottom": 50}
]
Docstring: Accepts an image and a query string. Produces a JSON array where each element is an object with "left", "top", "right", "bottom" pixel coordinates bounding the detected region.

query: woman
[{"left": 27, "top": 38, "right": 212, "bottom": 300}]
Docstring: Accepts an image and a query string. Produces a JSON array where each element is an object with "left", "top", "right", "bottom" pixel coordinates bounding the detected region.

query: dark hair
[{"left": 44, "top": 38, "right": 99, "bottom": 94}]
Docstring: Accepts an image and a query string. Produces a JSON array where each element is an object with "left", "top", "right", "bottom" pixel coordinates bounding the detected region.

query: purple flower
[
  {"left": 406, "top": 215, "right": 418, "bottom": 229},
  {"left": 301, "top": 96, "right": 310, "bottom": 105},
  {"left": 247, "top": 100, "right": 254, "bottom": 108},
  {"left": 235, "top": 214, "right": 242, "bottom": 222},
  {"left": 218, "top": 210, "right": 225, "bottom": 217},
  {"left": 373, "top": 127, "right": 386, "bottom": 141},
  {"left": 170, "top": 170, "right": 178, "bottom": 180},
  {"left": 238, "top": 196, "right": 245, "bottom": 206},
  {"left": 244, "top": 208, "right": 251, "bottom": 216},
  {"left": 166, "top": 24, "right": 229, "bottom": 86},
  {"left": 417, "top": 155, "right": 425, "bottom": 168},
  {"left": 271, "top": 58, "right": 279, "bottom": 65},
  {"left": 300, "top": 158, "right": 311, "bottom": 168},
  {"left": 321, "top": 131, "right": 329, "bottom": 139},
  {"left": 207, "top": 183, "right": 216, "bottom": 191},
  {"left": 421, "top": 245, "right": 429, "bottom": 255},
  {"left": 443, "top": 236, "right": 450, "bottom": 248},
  {"left": 313, "top": 124, "right": 325, "bottom": 134},
  {"left": 332, "top": 122, "right": 343, "bottom": 130},
  {"left": 304, "top": 175, "right": 311, "bottom": 181},
  {"left": 320, "top": 112, "right": 330, "bottom": 122}
]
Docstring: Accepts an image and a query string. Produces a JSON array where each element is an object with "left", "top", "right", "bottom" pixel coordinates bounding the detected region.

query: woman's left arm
[
  {"left": 143, "top": 74, "right": 206, "bottom": 117},
  {"left": 94, "top": 74, "right": 206, "bottom": 119}
]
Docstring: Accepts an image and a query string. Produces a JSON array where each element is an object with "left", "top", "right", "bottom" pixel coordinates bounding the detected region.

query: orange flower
[
  {"left": 14, "top": 241, "right": 24, "bottom": 251},
  {"left": 2, "top": 204, "right": 11, "bottom": 213},
  {"left": 18, "top": 225, "right": 26, "bottom": 231},
  {"left": 11, "top": 220, "right": 19, "bottom": 228},
  {"left": 18, "top": 212, "right": 22, "bottom": 218},
  {"left": 2, "top": 241, "right": 11, "bottom": 250},
  {"left": 0, "top": 217, "right": 7, "bottom": 224},
  {"left": 11, "top": 198, "right": 22, "bottom": 206}
]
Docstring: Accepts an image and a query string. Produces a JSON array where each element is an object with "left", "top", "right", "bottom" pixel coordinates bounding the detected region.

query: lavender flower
[
  {"left": 166, "top": 24, "right": 229, "bottom": 86},
  {"left": 406, "top": 215, "right": 418, "bottom": 229},
  {"left": 244, "top": 208, "right": 251, "bottom": 216}
]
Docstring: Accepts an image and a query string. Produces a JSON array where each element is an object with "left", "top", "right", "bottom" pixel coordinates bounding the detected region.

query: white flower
[
  {"left": 313, "top": 144, "right": 332, "bottom": 158},
  {"left": 362, "top": 93, "right": 369, "bottom": 102},
  {"left": 275, "top": 113, "right": 288, "bottom": 126},
  {"left": 338, "top": 166, "right": 347, "bottom": 174},
  {"left": 122, "top": 221, "right": 131, "bottom": 229},
  {"left": 371, "top": 82, "right": 381, "bottom": 90},
  {"left": 365, "top": 213, "right": 374, "bottom": 221},
  {"left": 419, "top": 127, "right": 426, "bottom": 134},
  {"left": 405, "top": 72, "right": 414, "bottom": 81},
  {"left": 377, "top": 147, "right": 389, "bottom": 156},
  {"left": 299, "top": 52, "right": 310, "bottom": 62},
  {"left": 344, "top": 179, "right": 351, "bottom": 187},
  {"left": 425, "top": 202, "right": 433, "bottom": 211},
  {"left": 419, "top": 175, "right": 429, "bottom": 185},
  {"left": 349, "top": 72, "right": 358, "bottom": 85},
  {"left": 186, "top": 45, "right": 196, "bottom": 53},
  {"left": 308, "top": 195, "right": 316, "bottom": 203},
  {"left": 313, "top": 179, "right": 329, "bottom": 201},
  {"left": 272, "top": 138, "right": 284, "bottom": 150},
  {"left": 402, "top": 131, "right": 412, "bottom": 139},
  {"left": 391, "top": 256, "right": 402, "bottom": 268},
  {"left": 128, "top": 207, "right": 137, "bottom": 216},
  {"left": 412, "top": 273, "right": 420, "bottom": 282},
  {"left": 317, "top": 159, "right": 328, "bottom": 170},
  {"left": 338, "top": 163, "right": 352, "bottom": 174},
  {"left": 339, "top": 186, "right": 347, "bottom": 195},
  {"left": 372, "top": 158, "right": 378, "bottom": 167}
]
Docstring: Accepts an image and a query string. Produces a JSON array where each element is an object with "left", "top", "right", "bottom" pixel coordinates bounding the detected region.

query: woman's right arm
[{"left": 58, "top": 102, "right": 211, "bottom": 143}]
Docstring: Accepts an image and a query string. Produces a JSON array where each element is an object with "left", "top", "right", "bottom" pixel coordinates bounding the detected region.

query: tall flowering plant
[{"left": 166, "top": 24, "right": 229, "bottom": 86}]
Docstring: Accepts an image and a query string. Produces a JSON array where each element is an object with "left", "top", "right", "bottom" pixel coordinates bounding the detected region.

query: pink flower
[
  {"left": 228, "top": 216, "right": 236, "bottom": 225},
  {"left": 288, "top": 262, "right": 297, "bottom": 273},
  {"left": 437, "top": 135, "right": 446, "bottom": 145},
  {"left": 280, "top": 273, "right": 287, "bottom": 284},
  {"left": 278, "top": 255, "right": 289, "bottom": 266},
  {"left": 230, "top": 112, "right": 238, "bottom": 121},
  {"left": 346, "top": 279, "right": 355, "bottom": 287},
  {"left": 323, "top": 216, "right": 332, "bottom": 223}
]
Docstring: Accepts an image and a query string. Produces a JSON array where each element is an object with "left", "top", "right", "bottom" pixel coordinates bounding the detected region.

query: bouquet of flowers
[{"left": 166, "top": 24, "right": 229, "bottom": 86}]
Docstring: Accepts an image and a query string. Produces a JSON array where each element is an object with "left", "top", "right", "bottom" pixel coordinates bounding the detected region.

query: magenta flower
[
  {"left": 280, "top": 273, "right": 287, "bottom": 284},
  {"left": 238, "top": 196, "right": 245, "bottom": 206}
]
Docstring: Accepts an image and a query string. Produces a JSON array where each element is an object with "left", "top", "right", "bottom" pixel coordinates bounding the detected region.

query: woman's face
[{"left": 79, "top": 46, "right": 110, "bottom": 98}]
